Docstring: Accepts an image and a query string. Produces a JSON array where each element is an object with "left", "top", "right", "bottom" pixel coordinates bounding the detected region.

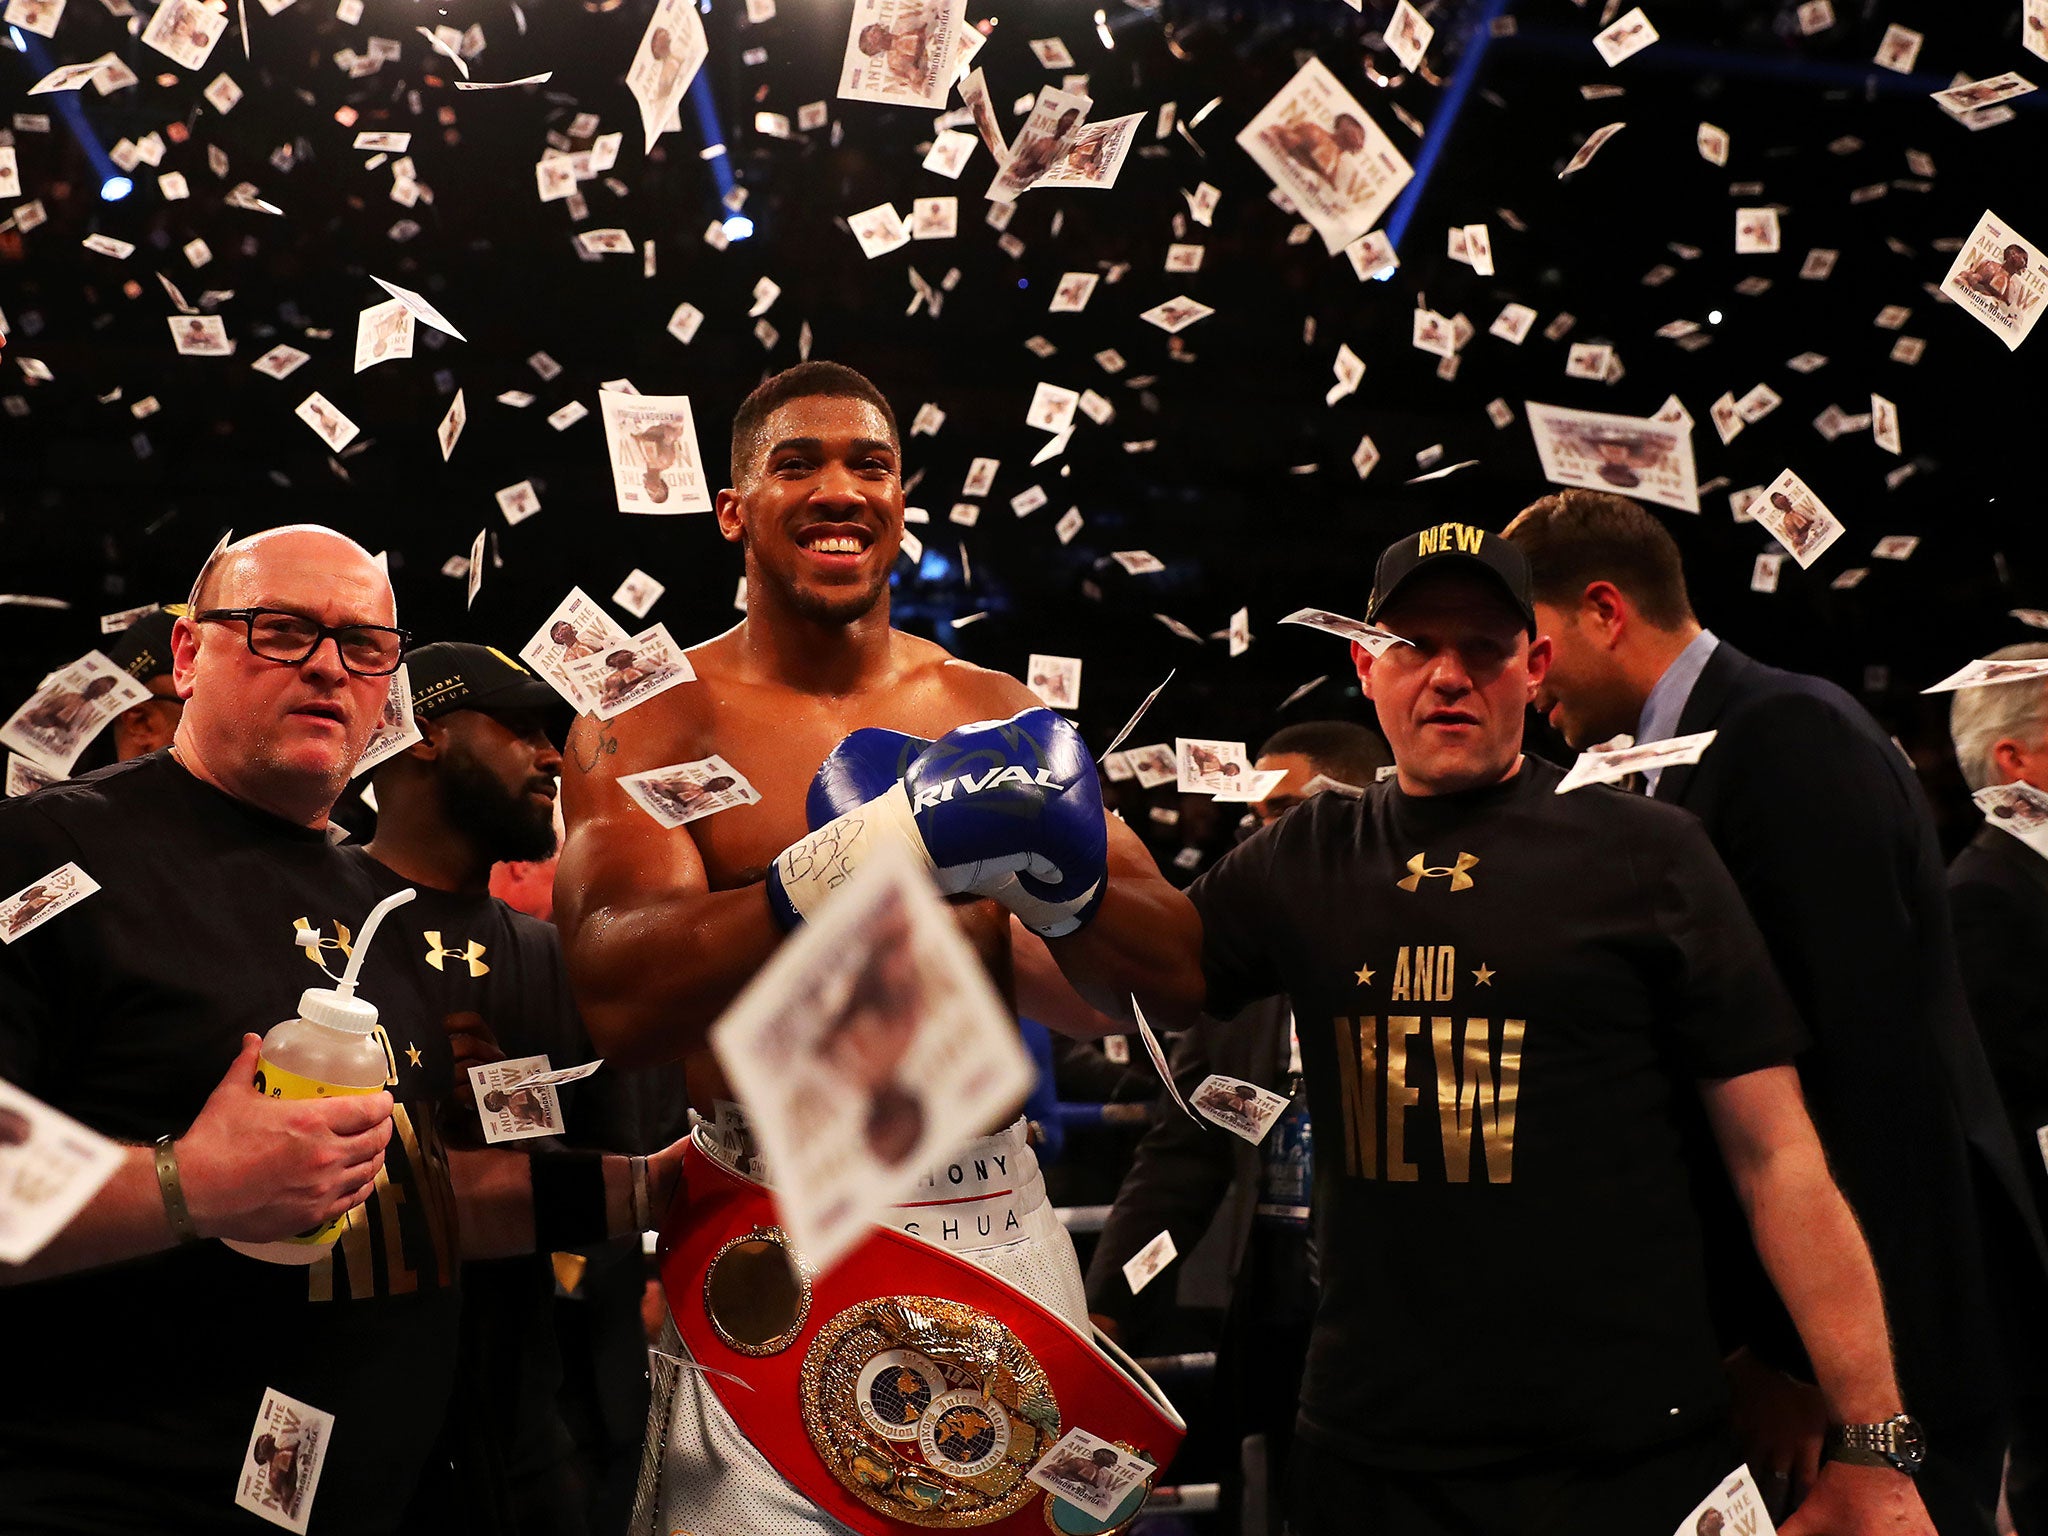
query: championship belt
[{"left": 660, "top": 1137, "right": 1185, "bottom": 1535}]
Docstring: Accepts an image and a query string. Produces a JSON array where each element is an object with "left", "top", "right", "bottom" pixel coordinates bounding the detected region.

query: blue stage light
[
  {"left": 100, "top": 175, "right": 133, "bottom": 202},
  {"left": 723, "top": 214, "right": 754, "bottom": 241}
]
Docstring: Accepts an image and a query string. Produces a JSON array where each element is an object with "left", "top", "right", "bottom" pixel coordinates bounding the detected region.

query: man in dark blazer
[
  {"left": 1504, "top": 490, "right": 2048, "bottom": 1536},
  {"left": 1947, "top": 642, "right": 2048, "bottom": 1534},
  {"left": 1084, "top": 994, "right": 1294, "bottom": 1344}
]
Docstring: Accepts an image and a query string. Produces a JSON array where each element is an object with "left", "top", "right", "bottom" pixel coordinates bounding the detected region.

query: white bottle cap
[{"left": 297, "top": 986, "right": 380, "bottom": 1034}]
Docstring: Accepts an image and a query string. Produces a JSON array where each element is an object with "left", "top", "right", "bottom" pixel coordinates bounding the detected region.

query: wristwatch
[{"left": 1824, "top": 1413, "right": 1927, "bottom": 1475}]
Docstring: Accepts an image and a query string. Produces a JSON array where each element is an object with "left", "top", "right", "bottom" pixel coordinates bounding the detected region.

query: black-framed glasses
[{"left": 194, "top": 608, "right": 411, "bottom": 677}]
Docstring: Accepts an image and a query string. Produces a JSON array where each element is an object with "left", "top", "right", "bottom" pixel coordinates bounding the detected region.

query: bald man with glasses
[{"left": 0, "top": 526, "right": 679, "bottom": 1535}]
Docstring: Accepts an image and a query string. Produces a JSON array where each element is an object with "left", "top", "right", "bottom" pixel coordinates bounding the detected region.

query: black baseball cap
[
  {"left": 104, "top": 607, "right": 179, "bottom": 684},
  {"left": 406, "top": 641, "right": 564, "bottom": 727},
  {"left": 1365, "top": 521, "right": 1537, "bottom": 636}
]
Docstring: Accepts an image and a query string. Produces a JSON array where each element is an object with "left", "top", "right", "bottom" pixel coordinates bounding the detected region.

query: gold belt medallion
[{"left": 802, "top": 1295, "right": 1061, "bottom": 1527}]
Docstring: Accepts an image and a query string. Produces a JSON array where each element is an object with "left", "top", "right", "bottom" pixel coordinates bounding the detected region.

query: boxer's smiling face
[{"left": 719, "top": 393, "right": 905, "bottom": 626}]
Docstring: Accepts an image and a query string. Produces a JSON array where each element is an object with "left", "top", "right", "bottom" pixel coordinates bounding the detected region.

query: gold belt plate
[{"left": 802, "top": 1295, "right": 1061, "bottom": 1527}]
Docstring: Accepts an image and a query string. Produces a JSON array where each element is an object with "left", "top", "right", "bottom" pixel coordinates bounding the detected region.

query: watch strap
[
  {"left": 153, "top": 1134, "right": 201, "bottom": 1244},
  {"left": 1825, "top": 1415, "right": 1922, "bottom": 1473},
  {"left": 1824, "top": 1434, "right": 1896, "bottom": 1469}
]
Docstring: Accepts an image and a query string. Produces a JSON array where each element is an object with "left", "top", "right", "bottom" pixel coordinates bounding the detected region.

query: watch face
[{"left": 1894, "top": 1417, "right": 1928, "bottom": 1465}]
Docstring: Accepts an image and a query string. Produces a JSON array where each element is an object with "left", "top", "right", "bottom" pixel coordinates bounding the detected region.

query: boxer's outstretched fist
[{"left": 768, "top": 710, "right": 1108, "bottom": 937}]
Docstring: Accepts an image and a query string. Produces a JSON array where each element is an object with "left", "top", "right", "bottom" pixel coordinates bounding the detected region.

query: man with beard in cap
[
  {"left": 357, "top": 641, "right": 639, "bottom": 1536},
  {"left": 102, "top": 607, "right": 185, "bottom": 762}
]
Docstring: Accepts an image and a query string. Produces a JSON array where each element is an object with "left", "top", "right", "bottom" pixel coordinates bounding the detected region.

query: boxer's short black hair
[
  {"left": 1258, "top": 720, "right": 1391, "bottom": 785},
  {"left": 730, "top": 361, "right": 900, "bottom": 486}
]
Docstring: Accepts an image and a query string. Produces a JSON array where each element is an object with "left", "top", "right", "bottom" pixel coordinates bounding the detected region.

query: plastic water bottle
[{"left": 223, "top": 888, "right": 415, "bottom": 1265}]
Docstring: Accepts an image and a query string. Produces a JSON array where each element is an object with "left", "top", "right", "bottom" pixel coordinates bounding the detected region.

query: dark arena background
[
  {"left": 4, "top": 0, "right": 2045, "bottom": 850},
  {"left": 7, "top": 1, "right": 2048, "bottom": 1529}
]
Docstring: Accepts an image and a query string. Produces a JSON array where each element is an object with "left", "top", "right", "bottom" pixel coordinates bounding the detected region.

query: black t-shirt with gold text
[
  {"left": 0, "top": 753, "right": 460, "bottom": 1534},
  {"left": 1189, "top": 756, "right": 1806, "bottom": 1469}
]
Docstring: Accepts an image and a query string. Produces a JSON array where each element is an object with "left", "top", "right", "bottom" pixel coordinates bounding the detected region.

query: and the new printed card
[
  {"left": 469, "top": 1055, "right": 566, "bottom": 1143},
  {"left": 0, "top": 651, "right": 150, "bottom": 775},
  {"left": 1525, "top": 401, "right": 1700, "bottom": 514},
  {"left": 1237, "top": 58, "right": 1413, "bottom": 254},
  {"left": 233, "top": 1388, "right": 336, "bottom": 1534},
  {"left": 1189, "top": 1074, "right": 1291, "bottom": 1143},
  {"left": 619, "top": 754, "right": 762, "bottom": 828}
]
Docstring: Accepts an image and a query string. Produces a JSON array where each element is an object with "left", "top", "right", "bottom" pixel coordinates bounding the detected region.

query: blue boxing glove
[
  {"left": 765, "top": 727, "right": 929, "bottom": 931},
  {"left": 766, "top": 709, "right": 1108, "bottom": 938},
  {"left": 804, "top": 726, "right": 932, "bottom": 830},
  {"left": 903, "top": 712, "right": 1109, "bottom": 936}
]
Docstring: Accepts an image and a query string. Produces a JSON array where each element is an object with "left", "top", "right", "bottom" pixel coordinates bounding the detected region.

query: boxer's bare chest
[
  {"left": 621, "top": 661, "right": 1003, "bottom": 888},
  {"left": 602, "top": 645, "right": 1019, "bottom": 1103}
]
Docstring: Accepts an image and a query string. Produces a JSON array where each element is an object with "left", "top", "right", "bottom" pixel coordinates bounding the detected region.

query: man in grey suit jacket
[{"left": 1505, "top": 490, "right": 2048, "bottom": 1536}]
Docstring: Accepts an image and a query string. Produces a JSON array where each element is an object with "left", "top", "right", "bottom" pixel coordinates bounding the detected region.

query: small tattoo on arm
[{"left": 571, "top": 721, "right": 619, "bottom": 774}]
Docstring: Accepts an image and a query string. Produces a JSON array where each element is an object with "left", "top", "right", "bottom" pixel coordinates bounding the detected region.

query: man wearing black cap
[
  {"left": 358, "top": 641, "right": 577, "bottom": 1116},
  {"left": 1053, "top": 525, "right": 1933, "bottom": 1533},
  {"left": 102, "top": 607, "right": 184, "bottom": 761},
  {"left": 361, "top": 642, "right": 568, "bottom": 903},
  {"left": 356, "top": 641, "right": 634, "bottom": 1536}
]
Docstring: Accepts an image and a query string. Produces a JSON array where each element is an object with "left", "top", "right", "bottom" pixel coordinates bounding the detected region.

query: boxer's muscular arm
[
  {"left": 1038, "top": 813, "right": 1205, "bottom": 1022},
  {"left": 554, "top": 714, "right": 782, "bottom": 1067},
  {"left": 1011, "top": 917, "right": 1127, "bottom": 1039}
]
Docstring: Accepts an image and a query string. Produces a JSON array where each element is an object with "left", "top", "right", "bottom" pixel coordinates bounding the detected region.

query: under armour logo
[
  {"left": 292, "top": 917, "right": 353, "bottom": 967},
  {"left": 423, "top": 932, "right": 489, "bottom": 977},
  {"left": 1397, "top": 851, "right": 1479, "bottom": 892}
]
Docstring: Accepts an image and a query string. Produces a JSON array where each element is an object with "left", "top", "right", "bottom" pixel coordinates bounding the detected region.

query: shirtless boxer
[{"left": 555, "top": 361, "right": 1193, "bottom": 1535}]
